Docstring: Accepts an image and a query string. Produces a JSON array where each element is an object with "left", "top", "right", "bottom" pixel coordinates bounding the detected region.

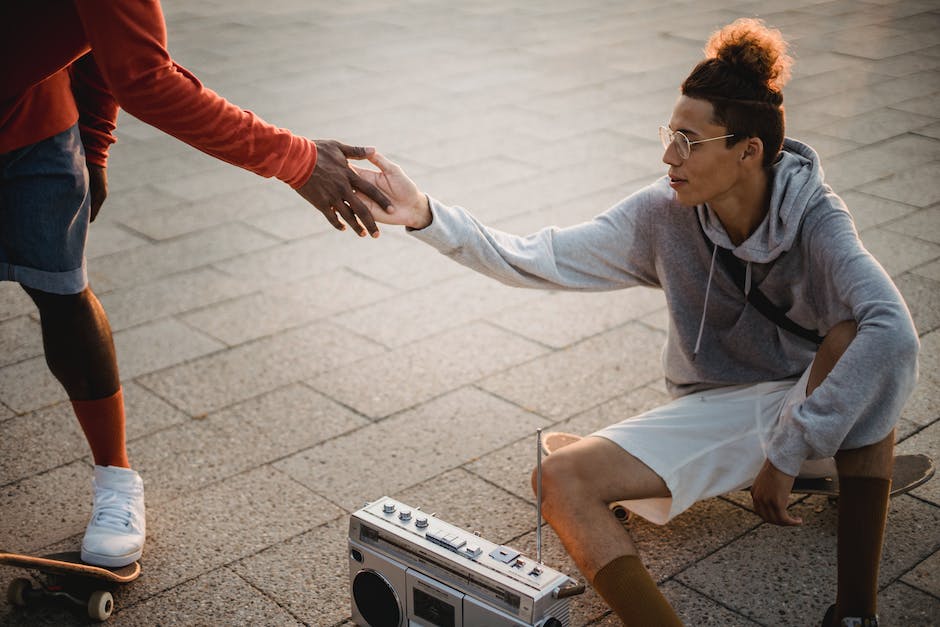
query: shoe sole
[{"left": 81, "top": 547, "right": 142, "bottom": 568}]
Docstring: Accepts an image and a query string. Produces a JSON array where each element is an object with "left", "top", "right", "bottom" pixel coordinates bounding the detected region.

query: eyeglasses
[{"left": 659, "top": 126, "right": 734, "bottom": 160}]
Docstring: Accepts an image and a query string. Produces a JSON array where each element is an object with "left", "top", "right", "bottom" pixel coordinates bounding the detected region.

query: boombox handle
[{"left": 553, "top": 581, "right": 587, "bottom": 599}]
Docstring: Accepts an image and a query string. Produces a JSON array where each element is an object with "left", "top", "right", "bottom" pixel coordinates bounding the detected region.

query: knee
[{"left": 532, "top": 451, "right": 589, "bottom": 507}]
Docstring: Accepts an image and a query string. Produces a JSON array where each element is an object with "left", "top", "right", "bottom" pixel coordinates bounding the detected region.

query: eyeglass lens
[{"left": 659, "top": 127, "right": 690, "bottom": 159}]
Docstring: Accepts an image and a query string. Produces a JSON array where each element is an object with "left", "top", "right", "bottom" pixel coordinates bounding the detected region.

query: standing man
[{"left": 0, "top": 1, "right": 390, "bottom": 568}]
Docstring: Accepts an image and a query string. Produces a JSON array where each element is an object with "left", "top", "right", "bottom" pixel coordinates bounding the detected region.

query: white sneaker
[{"left": 81, "top": 466, "right": 146, "bottom": 567}]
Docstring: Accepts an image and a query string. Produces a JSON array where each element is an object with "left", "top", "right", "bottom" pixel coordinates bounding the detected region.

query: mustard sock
[
  {"left": 836, "top": 476, "right": 891, "bottom": 619},
  {"left": 592, "top": 554, "right": 682, "bottom": 626},
  {"left": 72, "top": 388, "right": 130, "bottom": 468}
]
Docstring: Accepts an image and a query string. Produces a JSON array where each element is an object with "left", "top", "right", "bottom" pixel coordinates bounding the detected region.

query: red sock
[{"left": 71, "top": 388, "right": 130, "bottom": 468}]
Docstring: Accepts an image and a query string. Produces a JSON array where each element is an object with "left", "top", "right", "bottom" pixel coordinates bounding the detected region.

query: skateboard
[
  {"left": 541, "top": 432, "right": 936, "bottom": 519},
  {"left": 0, "top": 551, "right": 140, "bottom": 621}
]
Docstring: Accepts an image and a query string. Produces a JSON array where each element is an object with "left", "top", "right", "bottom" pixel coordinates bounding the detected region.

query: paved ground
[{"left": 2, "top": 0, "right": 939, "bottom": 625}]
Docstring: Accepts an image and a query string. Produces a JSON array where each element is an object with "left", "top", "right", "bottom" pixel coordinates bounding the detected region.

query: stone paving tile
[
  {"left": 897, "top": 421, "right": 940, "bottom": 506},
  {"left": 84, "top": 221, "right": 149, "bottom": 260},
  {"left": 97, "top": 267, "right": 259, "bottom": 332},
  {"left": 0, "top": 402, "right": 89, "bottom": 485},
  {"left": 308, "top": 322, "right": 548, "bottom": 419},
  {"left": 824, "top": 133, "right": 940, "bottom": 192},
  {"left": 861, "top": 162, "right": 940, "bottom": 208},
  {"left": 902, "top": 548, "right": 940, "bottom": 598},
  {"left": 0, "top": 315, "right": 42, "bottom": 368},
  {"left": 877, "top": 580, "right": 940, "bottom": 626},
  {"left": 335, "top": 273, "right": 542, "bottom": 349},
  {"left": 0, "top": 462, "right": 91, "bottom": 553},
  {"left": 0, "top": 356, "right": 66, "bottom": 414},
  {"left": 112, "top": 318, "right": 224, "bottom": 380},
  {"left": 92, "top": 222, "right": 280, "bottom": 289},
  {"left": 841, "top": 190, "right": 921, "bottom": 231},
  {"left": 216, "top": 228, "right": 409, "bottom": 286},
  {"left": 240, "top": 204, "right": 335, "bottom": 241},
  {"left": 896, "top": 273, "right": 940, "bottom": 335},
  {"left": 118, "top": 183, "right": 297, "bottom": 241},
  {"left": 275, "top": 387, "right": 548, "bottom": 512},
  {"left": 138, "top": 321, "right": 384, "bottom": 417},
  {"left": 858, "top": 227, "right": 940, "bottom": 277},
  {"left": 599, "top": 582, "right": 761, "bottom": 626},
  {"left": 818, "top": 106, "right": 936, "bottom": 145},
  {"left": 0, "top": 282, "right": 36, "bottom": 322},
  {"left": 123, "top": 467, "right": 342, "bottom": 605},
  {"left": 914, "top": 257, "right": 940, "bottom": 281},
  {"left": 114, "top": 567, "right": 303, "bottom": 626},
  {"left": 479, "top": 322, "right": 665, "bottom": 421},
  {"left": 486, "top": 286, "right": 667, "bottom": 349},
  {"left": 183, "top": 268, "right": 399, "bottom": 346},
  {"left": 230, "top": 517, "right": 349, "bottom": 627},
  {"left": 885, "top": 205, "right": 940, "bottom": 243},
  {"left": 676, "top": 495, "right": 940, "bottom": 624}
]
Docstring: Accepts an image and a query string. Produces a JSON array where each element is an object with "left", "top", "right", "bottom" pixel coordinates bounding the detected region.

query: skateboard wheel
[
  {"left": 7, "top": 578, "right": 31, "bottom": 607},
  {"left": 87, "top": 590, "right": 114, "bottom": 621}
]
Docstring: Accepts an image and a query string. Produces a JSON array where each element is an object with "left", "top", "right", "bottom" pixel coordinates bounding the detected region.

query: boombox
[{"left": 348, "top": 496, "right": 583, "bottom": 627}]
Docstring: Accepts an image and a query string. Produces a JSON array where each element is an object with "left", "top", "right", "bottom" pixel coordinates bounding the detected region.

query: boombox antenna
[{"left": 536, "top": 427, "right": 543, "bottom": 564}]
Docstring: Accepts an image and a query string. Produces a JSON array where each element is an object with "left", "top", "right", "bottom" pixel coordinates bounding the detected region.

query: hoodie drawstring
[
  {"left": 744, "top": 261, "right": 752, "bottom": 296},
  {"left": 693, "top": 244, "right": 718, "bottom": 360}
]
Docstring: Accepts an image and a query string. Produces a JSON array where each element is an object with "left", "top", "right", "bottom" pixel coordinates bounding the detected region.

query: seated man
[{"left": 355, "top": 18, "right": 918, "bottom": 627}]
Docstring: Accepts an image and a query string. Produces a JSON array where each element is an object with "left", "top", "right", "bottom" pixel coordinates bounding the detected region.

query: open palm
[{"left": 352, "top": 153, "right": 431, "bottom": 229}]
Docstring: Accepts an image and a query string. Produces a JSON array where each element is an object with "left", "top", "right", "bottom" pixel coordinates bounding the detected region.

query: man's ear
[{"left": 741, "top": 137, "right": 764, "bottom": 163}]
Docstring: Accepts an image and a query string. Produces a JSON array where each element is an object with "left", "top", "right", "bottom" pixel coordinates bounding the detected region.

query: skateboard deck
[
  {"left": 1, "top": 550, "right": 139, "bottom": 621},
  {"left": 541, "top": 432, "right": 936, "bottom": 518}
]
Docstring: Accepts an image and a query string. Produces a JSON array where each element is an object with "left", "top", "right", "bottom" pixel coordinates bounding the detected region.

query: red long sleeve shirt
[{"left": 0, "top": 0, "right": 317, "bottom": 188}]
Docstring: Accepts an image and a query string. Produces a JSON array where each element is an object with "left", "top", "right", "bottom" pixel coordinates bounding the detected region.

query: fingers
[
  {"left": 367, "top": 151, "right": 399, "bottom": 173},
  {"left": 350, "top": 170, "right": 391, "bottom": 210},
  {"left": 751, "top": 491, "right": 802, "bottom": 526},
  {"left": 336, "top": 142, "right": 375, "bottom": 160},
  {"left": 344, "top": 192, "right": 380, "bottom": 238}
]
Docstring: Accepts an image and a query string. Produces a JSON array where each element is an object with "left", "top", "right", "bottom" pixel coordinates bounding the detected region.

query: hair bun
[{"left": 704, "top": 18, "right": 792, "bottom": 93}]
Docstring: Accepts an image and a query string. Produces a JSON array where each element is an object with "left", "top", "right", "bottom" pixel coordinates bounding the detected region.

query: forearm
[{"left": 73, "top": 0, "right": 317, "bottom": 187}]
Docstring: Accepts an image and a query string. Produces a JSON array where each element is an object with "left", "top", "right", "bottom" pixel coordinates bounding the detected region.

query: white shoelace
[{"left": 91, "top": 489, "right": 138, "bottom": 531}]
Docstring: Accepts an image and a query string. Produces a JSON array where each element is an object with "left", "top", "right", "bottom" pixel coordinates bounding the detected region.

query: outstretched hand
[
  {"left": 750, "top": 459, "right": 802, "bottom": 526},
  {"left": 296, "top": 140, "right": 393, "bottom": 237},
  {"left": 350, "top": 152, "right": 432, "bottom": 230}
]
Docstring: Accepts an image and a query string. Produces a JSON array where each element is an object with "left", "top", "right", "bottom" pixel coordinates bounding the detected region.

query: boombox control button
[
  {"left": 512, "top": 558, "right": 526, "bottom": 569},
  {"left": 489, "top": 546, "right": 521, "bottom": 564},
  {"left": 529, "top": 566, "right": 543, "bottom": 577},
  {"left": 398, "top": 509, "right": 412, "bottom": 522},
  {"left": 382, "top": 503, "right": 396, "bottom": 514},
  {"left": 415, "top": 516, "right": 429, "bottom": 528},
  {"left": 426, "top": 528, "right": 467, "bottom": 552},
  {"left": 461, "top": 544, "right": 483, "bottom": 559}
]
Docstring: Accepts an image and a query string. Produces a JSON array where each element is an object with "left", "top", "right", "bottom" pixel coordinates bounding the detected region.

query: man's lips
[{"left": 669, "top": 174, "right": 687, "bottom": 188}]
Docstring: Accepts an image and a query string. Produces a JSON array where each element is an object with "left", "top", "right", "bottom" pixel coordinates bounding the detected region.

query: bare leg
[
  {"left": 533, "top": 436, "right": 668, "bottom": 578},
  {"left": 532, "top": 437, "right": 681, "bottom": 625},
  {"left": 807, "top": 320, "right": 893, "bottom": 623},
  {"left": 24, "top": 285, "right": 127, "bottom": 466},
  {"left": 23, "top": 285, "right": 119, "bottom": 400}
]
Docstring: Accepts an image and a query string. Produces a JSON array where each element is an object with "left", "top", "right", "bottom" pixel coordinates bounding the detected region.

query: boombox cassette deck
[{"left": 348, "top": 496, "right": 582, "bottom": 627}]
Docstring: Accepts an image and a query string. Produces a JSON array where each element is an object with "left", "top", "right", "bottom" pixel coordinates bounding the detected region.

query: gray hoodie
[{"left": 410, "top": 138, "right": 919, "bottom": 476}]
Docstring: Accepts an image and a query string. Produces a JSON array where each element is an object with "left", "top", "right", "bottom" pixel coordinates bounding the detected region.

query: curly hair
[{"left": 681, "top": 18, "right": 794, "bottom": 167}]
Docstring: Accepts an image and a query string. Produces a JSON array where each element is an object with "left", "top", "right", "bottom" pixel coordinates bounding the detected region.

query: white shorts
[{"left": 591, "top": 367, "right": 835, "bottom": 525}]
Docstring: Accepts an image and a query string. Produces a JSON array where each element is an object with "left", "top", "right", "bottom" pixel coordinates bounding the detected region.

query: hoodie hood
[{"left": 697, "top": 138, "right": 826, "bottom": 264}]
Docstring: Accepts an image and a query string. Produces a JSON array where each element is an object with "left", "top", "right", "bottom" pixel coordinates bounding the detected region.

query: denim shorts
[{"left": 0, "top": 124, "right": 90, "bottom": 294}]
